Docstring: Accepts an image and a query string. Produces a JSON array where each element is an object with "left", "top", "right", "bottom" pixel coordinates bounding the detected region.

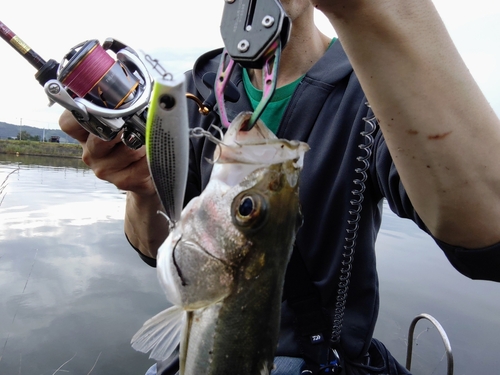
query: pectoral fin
[{"left": 131, "top": 305, "right": 185, "bottom": 361}]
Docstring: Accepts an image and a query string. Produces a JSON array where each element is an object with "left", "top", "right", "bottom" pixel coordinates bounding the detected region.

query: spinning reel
[
  {"left": 0, "top": 0, "right": 290, "bottom": 147},
  {"left": 46, "top": 38, "right": 151, "bottom": 149},
  {"left": 0, "top": 21, "right": 151, "bottom": 149}
]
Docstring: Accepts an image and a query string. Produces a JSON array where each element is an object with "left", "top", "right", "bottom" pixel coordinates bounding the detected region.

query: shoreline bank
[{"left": 0, "top": 140, "right": 82, "bottom": 159}]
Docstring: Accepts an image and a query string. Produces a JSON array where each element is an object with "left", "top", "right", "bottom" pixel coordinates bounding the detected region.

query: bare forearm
[
  {"left": 125, "top": 191, "right": 169, "bottom": 259},
  {"left": 320, "top": 1, "right": 500, "bottom": 247}
]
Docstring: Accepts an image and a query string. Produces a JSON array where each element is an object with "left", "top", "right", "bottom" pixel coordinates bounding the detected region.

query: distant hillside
[{"left": 0, "top": 121, "right": 78, "bottom": 144}]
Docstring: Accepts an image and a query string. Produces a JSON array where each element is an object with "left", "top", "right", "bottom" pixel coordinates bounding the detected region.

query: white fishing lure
[{"left": 146, "top": 74, "right": 190, "bottom": 224}]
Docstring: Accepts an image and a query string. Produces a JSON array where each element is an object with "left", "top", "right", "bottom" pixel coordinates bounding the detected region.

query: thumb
[{"left": 58, "top": 110, "right": 90, "bottom": 144}]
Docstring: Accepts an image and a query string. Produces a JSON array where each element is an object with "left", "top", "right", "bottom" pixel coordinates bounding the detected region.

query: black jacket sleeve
[{"left": 370, "top": 121, "right": 500, "bottom": 282}]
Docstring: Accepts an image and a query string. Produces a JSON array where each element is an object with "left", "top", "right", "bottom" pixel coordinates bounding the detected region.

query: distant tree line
[
  {"left": 12, "top": 130, "right": 60, "bottom": 142},
  {"left": 16, "top": 130, "right": 41, "bottom": 141}
]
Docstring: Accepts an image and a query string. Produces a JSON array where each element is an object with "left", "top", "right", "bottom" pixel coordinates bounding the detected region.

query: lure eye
[{"left": 232, "top": 192, "right": 268, "bottom": 231}]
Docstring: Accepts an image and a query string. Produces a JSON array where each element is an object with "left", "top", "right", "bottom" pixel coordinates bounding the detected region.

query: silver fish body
[{"left": 132, "top": 112, "right": 309, "bottom": 375}]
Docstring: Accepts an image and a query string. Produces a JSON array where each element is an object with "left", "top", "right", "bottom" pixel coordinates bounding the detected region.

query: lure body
[{"left": 146, "top": 75, "right": 189, "bottom": 224}]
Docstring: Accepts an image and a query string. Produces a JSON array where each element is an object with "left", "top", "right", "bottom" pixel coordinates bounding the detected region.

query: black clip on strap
[
  {"left": 216, "top": 0, "right": 291, "bottom": 128},
  {"left": 220, "top": 0, "right": 291, "bottom": 69}
]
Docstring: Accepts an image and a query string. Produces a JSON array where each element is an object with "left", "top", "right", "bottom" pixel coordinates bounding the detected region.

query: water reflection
[
  {"left": 374, "top": 208, "right": 500, "bottom": 375},
  {"left": 0, "top": 155, "right": 165, "bottom": 375},
  {"left": 0, "top": 155, "right": 499, "bottom": 375}
]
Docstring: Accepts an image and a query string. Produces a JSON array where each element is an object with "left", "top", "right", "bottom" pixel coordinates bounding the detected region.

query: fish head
[{"left": 157, "top": 112, "right": 309, "bottom": 309}]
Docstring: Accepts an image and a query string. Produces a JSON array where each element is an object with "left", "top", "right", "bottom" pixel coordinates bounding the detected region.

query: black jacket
[{"left": 150, "top": 40, "right": 500, "bottom": 372}]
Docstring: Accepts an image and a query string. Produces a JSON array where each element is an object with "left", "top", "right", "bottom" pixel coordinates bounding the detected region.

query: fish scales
[
  {"left": 183, "top": 163, "right": 302, "bottom": 374},
  {"left": 132, "top": 112, "right": 309, "bottom": 375}
]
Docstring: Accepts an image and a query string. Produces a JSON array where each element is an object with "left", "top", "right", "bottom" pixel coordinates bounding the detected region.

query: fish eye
[
  {"left": 232, "top": 192, "right": 268, "bottom": 231},
  {"left": 238, "top": 196, "right": 255, "bottom": 217}
]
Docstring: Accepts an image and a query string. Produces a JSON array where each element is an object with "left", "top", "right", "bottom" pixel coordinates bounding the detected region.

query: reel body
[{"left": 44, "top": 38, "right": 152, "bottom": 149}]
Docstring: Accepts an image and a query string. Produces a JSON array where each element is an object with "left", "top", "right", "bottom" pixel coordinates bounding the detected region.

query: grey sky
[{"left": 0, "top": 0, "right": 498, "bottom": 129}]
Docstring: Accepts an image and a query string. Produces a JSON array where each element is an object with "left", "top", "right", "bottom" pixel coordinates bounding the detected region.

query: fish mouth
[
  {"left": 172, "top": 238, "right": 232, "bottom": 287},
  {"left": 210, "top": 112, "right": 309, "bottom": 188},
  {"left": 171, "top": 235, "right": 187, "bottom": 286},
  {"left": 167, "top": 236, "right": 235, "bottom": 309}
]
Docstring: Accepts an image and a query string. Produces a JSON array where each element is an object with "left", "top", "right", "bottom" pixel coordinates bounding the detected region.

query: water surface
[
  {"left": 0, "top": 154, "right": 499, "bottom": 375},
  {"left": 0, "top": 155, "right": 165, "bottom": 374},
  {"left": 374, "top": 202, "right": 500, "bottom": 374}
]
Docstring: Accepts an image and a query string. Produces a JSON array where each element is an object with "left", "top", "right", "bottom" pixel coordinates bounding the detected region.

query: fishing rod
[
  {"left": 0, "top": 21, "right": 51, "bottom": 72},
  {"left": 0, "top": 20, "right": 151, "bottom": 149},
  {"left": 0, "top": 0, "right": 290, "bottom": 149}
]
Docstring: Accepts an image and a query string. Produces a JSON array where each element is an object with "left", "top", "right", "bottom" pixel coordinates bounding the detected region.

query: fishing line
[{"left": 60, "top": 43, "right": 115, "bottom": 99}]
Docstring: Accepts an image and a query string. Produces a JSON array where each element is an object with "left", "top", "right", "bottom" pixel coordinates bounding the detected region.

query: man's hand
[
  {"left": 59, "top": 110, "right": 155, "bottom": 196},
  {"left": 59, "top": 110, "right": 168, "bottom": 259}
]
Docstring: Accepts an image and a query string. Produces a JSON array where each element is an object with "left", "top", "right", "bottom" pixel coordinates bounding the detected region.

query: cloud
[{"left": 0, "top": 0, "right": 498, "bottom": 127}]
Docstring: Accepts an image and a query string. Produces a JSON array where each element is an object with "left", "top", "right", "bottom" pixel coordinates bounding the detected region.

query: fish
[{"left": 131, "top": 111, "right": 309, "bottom": 375}]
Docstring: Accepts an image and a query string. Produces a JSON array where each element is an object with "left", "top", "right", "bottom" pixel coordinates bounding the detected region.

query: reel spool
[{"left": 44, "top": 38, "right": 152, "bottom": 149}]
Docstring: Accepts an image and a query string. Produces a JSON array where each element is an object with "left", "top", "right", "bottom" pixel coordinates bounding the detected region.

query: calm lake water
[{"left": 0, "top": 154, "right": 499, "bottom": 375}]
